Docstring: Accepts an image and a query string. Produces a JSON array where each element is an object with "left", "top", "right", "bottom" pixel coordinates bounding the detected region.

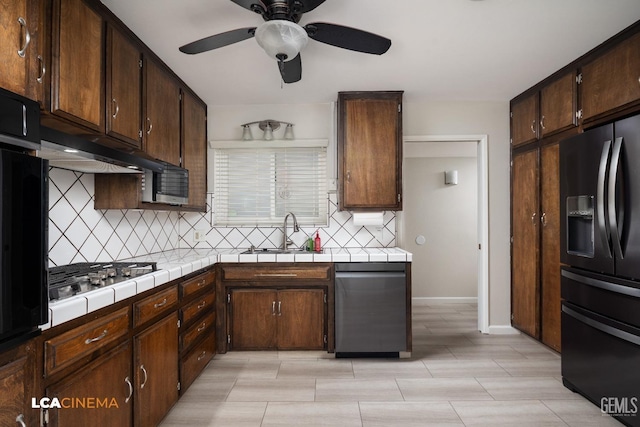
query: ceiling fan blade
[
  {"left": 279, "top": 54, "right": 302, "bottom": 83},
  {"left": 179, "top": 27, "right": 256, "bottom": 54},
  {"left": 230, "top": 0, "right": 264, "bottom": 13},
  {"left": 295, "top": 0, "right": 327, "bottom": 13},
  {"left": 305, "top": 22, "right": 391, "bottom": 55}
]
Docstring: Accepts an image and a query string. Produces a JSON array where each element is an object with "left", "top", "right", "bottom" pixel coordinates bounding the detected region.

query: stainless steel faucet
[{"left": 282, "top": 212, "right": 300, "bottom": 251}]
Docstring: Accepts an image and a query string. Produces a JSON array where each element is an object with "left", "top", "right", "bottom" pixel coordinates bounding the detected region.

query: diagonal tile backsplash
[{"left": 47, "top": 169, "right": 397, "bottom": 267}]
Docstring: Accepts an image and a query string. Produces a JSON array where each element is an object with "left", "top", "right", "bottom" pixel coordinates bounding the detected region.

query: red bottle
[{"left": 314, "top": 231, "right": 321, "bottom": 252}]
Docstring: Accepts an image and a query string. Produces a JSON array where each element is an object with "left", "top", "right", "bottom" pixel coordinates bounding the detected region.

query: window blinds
[{"left": 213, "top": 146, "right": 327, "bottom": 226}]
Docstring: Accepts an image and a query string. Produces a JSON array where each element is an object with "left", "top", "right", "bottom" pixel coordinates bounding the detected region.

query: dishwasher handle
[{"left": 335, "top": 271, "right": 406, "bottom": 280}]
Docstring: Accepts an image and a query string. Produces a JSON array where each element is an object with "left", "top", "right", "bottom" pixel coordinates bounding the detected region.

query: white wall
[
  {"left": 403, "top": 156, "right": 478, "bottom": 298},
  {"left": 403, "top": 101, "right": 511, "bottom": 329}
]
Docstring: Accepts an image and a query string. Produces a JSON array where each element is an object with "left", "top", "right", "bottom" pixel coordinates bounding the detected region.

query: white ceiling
[{"left": 100, "top": 0, "right": 640, "bottom": 107}]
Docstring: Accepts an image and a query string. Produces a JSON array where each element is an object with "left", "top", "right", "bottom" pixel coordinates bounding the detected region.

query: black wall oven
[{"left": 0, "top": 88, "right": 48, "bottom": 351}]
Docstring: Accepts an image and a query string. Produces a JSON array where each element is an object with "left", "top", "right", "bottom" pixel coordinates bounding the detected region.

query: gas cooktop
[{"left": 48, "top": 262, "right": 157, "bottom": 301}]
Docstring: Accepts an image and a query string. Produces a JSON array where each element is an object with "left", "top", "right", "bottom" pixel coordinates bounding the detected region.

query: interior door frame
[{"left": 401, "top": 135, "right": 489, "bottom": 334}]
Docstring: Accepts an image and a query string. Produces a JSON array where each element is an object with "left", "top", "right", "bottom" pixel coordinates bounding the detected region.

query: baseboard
[
  {"left": 412, "top": 297, "right": 478, "bottom": 305},
  {"left": 488, "top": 325, "right": 521, "bottom": 335}
]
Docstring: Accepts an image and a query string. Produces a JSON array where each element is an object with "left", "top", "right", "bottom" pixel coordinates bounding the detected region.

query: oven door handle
[
  {"left": 562, "top": 269, "right": 640, "bottom": 298},
  {"left": 562, "top": 304, "right": 640, "bottom": 346}
]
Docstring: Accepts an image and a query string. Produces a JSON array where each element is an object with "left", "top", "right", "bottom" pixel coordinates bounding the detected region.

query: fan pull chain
[{"left": 279, "top": 59, "right": 285, "bottom": 88}]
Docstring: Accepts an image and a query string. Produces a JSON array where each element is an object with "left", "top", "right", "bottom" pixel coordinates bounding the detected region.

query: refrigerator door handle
[
  {"left": 597, "top": 140, "right": 612, "bottom": 258},
  {"left": 608, "top": 136, "right": 624, "bottom": 260}
]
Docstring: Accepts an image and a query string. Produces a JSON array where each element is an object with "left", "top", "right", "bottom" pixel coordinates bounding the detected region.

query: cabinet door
[
  {"left": 540, "top": 72, "right": 577, "bottom": 138},
  {"left": 134, "top": 312, "right": 179, "bottom": 427},
  {"left": 51, "top": 0, "right": 104, "bottom": 131},
  {"left": 339, "top": 92, "right": 402, "bottom": 210},
  {"left": 581, "top": 32, "right": 640, "bottom": 121},
  {"left": 181, "top": 90, "right": 208, "bottom": 210},
  {"left": 277, "top": 289, "right": 325, "bottom": 350},
  {"left": 0, "top": 341, "right": 36, "bottom": 427},
  {"left": 540, "top": 144, "right": 561, "bottom": 351},
  {"left": 45, "top": 343, "right": 132, "bottom": 427},
  {"left": 106, "top": 24, "right": 142, "bottom": 149},
  {"left": 511, "top": 93, "right": 538, "bottom": 146},
  {"left": 144, "top": 58, "right": 180, "bottom": 165},
  {"left": 0, "top": 0, "right": 29, "bottom": 97},
  {"left": 511, "top": 149, "right": 540, "bottom": 338},
  {"left": 230, "top": 289, "right": 277, "bottom": 350}
]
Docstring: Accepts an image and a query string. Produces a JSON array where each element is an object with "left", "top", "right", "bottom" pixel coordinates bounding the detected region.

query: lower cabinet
[
  {"left": 229, "top": 288, "right": 325, "bottom": 351},
  {"left": 0, "top": 340, "right": 37, "bottom": 427},
  {"left": 133, "top": 311, "right": 179, "bottom": 427},
  {"left": 45, "top": 343, "right": 132, "bottom": 427}
]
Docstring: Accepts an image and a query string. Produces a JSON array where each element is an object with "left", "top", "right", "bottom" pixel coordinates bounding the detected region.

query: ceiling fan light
[{"left": 255, "top": 20, "right": 308, "bottom": 62}]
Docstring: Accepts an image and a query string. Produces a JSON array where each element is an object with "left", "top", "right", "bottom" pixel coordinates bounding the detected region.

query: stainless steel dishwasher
[{"left": 335, "top": 263, "right": 407, "bottom": 356}]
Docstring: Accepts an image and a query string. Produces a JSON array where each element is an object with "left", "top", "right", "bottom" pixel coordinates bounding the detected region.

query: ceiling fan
[{"left": 179, "top": 0, "right": 392, "bottom": 84}]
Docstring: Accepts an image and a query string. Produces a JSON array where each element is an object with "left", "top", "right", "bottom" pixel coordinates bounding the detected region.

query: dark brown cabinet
[
  {"left": 181, "top": 90, "right": 208, "bottom": 211},
  {"left": 511, "top": 71, "right": 578, "bottom": 147},
  {"left": 511, "top": 149, "right": 540, "bottom": 337},
  {"left": 133, "top": 311, "right": 179, "bottom": 427},
  {"left": 0, "top": 0, "right": 45, "bottom": 102},
  {"left": 143, "top": 58, "right": 181, "bottom": 165},
  {"left": 510, "top": 144, "right": 561, "bottom": 351},
  {"left": 106, "top": 23, "right": 142, "bottom": 149},
  {"left": 0, "top": 340, "right": 37, "bottom": 427},
  {"left": 229, "top": 288, "right": 325, "bottom": 351},
  {"left": 337, "top": 91, "right": 403, "bottom": 211},
  {"left": 49, "top": 0, "right": 104, "bottom": 132},
  {"left": 581, "top": 31, "right": 640, "bottom": 123},
  {"left": 45, "top": 343, "right": 133, "bottom": 427}
]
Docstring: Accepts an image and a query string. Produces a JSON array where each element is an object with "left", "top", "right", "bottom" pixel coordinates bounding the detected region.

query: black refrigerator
[{"left": 560, "top": 114, "right": 640, "bottom": 426}]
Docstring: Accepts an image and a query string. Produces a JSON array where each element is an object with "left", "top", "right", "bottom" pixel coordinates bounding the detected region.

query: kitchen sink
[{"left": 240, "top": 247, "right": 309, "bottom": 255}]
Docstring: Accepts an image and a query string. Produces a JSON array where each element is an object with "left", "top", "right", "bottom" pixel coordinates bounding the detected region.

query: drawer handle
[
  {"left": 197, "top": 321, "right": 207, "bottom": 332},
  {"left": 197, "top": 300, "right": 206, "bottom": 309},
  {"left": 278, "top": 301, "right": 282, "bottom": 316},
  {"left": 255, "top": 273, "right": 298, "bottom": 278},
  {"left": 197, "top": 351, "right": 207, "bottom": 361},
  {"left": 16, "top": 414, "right": 26, "bottom": 427},
  {"left": 154, "top": 298, "right": 168, "bottom": 309},
  {"left": 272, "top": 301, "right": 276, "bottom": 316},
  {"left": 140, "top": 365, "right": 148, "bottom": 389},
  {"left": 198, "top": 279, "right": 206, "bottom": 287},
  {"left": 85, "top": 329, "right": 108, "bottom": 344},
  {"left": 124, "top": 376, "right": 133, "bottom": 403}
]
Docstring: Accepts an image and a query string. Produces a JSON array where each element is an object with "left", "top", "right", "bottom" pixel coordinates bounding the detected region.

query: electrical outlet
[{"left": 193, "top": 230, "right": 206, "bottom": 242}]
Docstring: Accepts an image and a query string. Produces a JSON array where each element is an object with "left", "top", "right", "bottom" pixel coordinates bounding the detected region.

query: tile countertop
[{"left": 43, "top": 247, "right": 412, "bottom": 330}]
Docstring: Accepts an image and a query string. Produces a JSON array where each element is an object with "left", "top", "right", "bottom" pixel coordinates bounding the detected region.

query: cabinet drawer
[
  {"left": 221, "top": 264, "right": 331, "bottom": 281},
  {"left": 44, "top": 307, "right": 129, "bottom": 376},
  {"left": 181, "top": 311, "right": 215, "bottom": 352},
  {"left": 181, "top": 333, "right": 215, "bottom": 393},
  {"left": 182, "top": 292, "right": 215, "bottom": 326},
  {"left": 181, "top": 271, "right": 214, "bottom": 299},
  {"left": 134, "top": 285, "right": 178, "bottom": 327}
]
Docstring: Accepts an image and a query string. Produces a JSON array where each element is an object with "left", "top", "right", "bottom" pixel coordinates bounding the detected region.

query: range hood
[{"left": 38, "top": 126, "right": 164, "bottom": 173}]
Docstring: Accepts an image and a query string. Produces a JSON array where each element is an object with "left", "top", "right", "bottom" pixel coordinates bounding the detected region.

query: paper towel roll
[{"left": 352, "top": 212, "right": 384, "bottom": 226}]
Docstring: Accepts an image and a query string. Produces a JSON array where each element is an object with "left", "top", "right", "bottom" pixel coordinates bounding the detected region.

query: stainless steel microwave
[{"left": 141, "top": 162, "right": 189, "bottom": 205}]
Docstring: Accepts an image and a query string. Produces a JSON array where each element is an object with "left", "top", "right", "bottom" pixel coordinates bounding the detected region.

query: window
[{"left": 213, "top": 145, "right": 327, "bottom": 226}]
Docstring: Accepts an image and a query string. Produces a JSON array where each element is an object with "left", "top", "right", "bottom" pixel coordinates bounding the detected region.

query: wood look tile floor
[{"left": 159, "top": 302, "right": 622, "bottom": 426}]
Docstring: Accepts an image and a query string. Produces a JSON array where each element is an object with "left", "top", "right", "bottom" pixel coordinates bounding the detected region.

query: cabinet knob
[
  {"left": 16, "top": 414, "right": 26, "bottom": 427},
  {"left": 540, "top": 115, "right": 546, "bottom": 130},
  {"left": 146, "top": 118, "right": 153, "bottom": 135},
  {"left": 531, "top": 212, "right": 537, "bottom": 224},
  {"left": 530, "top": 120, "right": 536, "bottom": 134},
  {"left": 140, "top": 365, "right": 148, "bottom": 389},
  {"left": 124, "top": 376, "right": 133, "bottom": 403},
  {"left": 541, "top": 212, "right": 547, "bottom": 227},
  {"left": 346, "top": 171, "right": 351, "bottom": 182},
  {"left": 37, "top": 55, "right": 45, "bottom": 84},
  {"left": 17, "top": 17, "right": 31, "bottom": 58},
  {"left": 112, "top": 99, "right": 119, "bottom": 119}
]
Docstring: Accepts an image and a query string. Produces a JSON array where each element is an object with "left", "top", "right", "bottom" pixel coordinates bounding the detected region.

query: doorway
[{"left": 399, "top": 136, "right": 489, "bottom": 333}]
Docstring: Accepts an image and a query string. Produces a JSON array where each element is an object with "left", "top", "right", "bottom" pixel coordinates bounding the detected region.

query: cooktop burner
[{"left": 49, "top": 262, "right": 157, "bottom": 301}]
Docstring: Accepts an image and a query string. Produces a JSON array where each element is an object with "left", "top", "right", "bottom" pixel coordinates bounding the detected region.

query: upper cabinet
[
  {"left": 581, "top": 31, "right": 640, "bottom": 123},
  {"left": 106, "top": 23, "right": 142, "bottom": 150},
  {"left": 143, "top": 58, "right": 181, "bottom": 165},
  {"left": 49, "top": 0, "right": 104, "bottom": 132},
  {"left": 0, "top": 0, "right": 45, "bottom": 103},
  {"left": 511, "top": 71, "right": 578, "bottom": 147},
  {"left": 181, "top": 90, "right": 208, "bottom": 211},
  {"left": 337, "top": 91, "right": 403, "bottom": 211}
]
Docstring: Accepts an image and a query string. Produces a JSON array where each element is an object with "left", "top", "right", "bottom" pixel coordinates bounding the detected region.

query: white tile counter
[{"left": 44, "top": 247, "right": 411, "bottom": 329}]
